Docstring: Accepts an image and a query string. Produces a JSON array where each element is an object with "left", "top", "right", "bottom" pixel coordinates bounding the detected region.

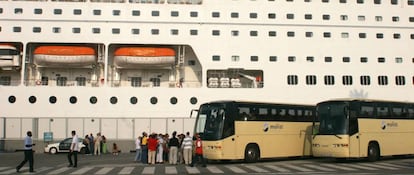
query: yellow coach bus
[
  {"left": 192, "top": 101, "right": 316, "bottom": 162},
  {"left": 312, "top": 99, "right": 414, "bottom": 161}
]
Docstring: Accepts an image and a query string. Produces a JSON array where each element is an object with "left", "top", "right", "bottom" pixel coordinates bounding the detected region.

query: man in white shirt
[
  {"left": 68, "top": 130, "right": 79, "bottom": 168},
  {"left": 16, "top": 131, "right": 35, "bottom": 173}
]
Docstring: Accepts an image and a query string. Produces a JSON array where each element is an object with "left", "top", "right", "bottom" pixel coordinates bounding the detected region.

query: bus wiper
[{"left": 334, "top": 134, "right": 342, "bottom": 139}]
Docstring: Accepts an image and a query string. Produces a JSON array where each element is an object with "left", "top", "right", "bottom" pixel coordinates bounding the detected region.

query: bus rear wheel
[
  {"left": 367, "top": 142, "right": 380, "bottom": 162},
  {"left": 244, "top": 144, "right": 259, "bottom": 163}
]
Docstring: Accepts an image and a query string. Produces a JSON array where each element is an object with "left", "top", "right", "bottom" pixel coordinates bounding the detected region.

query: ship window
[
  {"left": 287, "top": 13, "right": 294, "bottom": 19},
  {"left": 112, "top": 10, "right": 120, "bottom": 16},
  {"left": 376, "top": 33, "right": 384, "bottom": 39},
  {"left": 268, "top": 13, "right": 276, "bottom": 19},
  {"left": 131, "top": 77, "right": 142, "bottom": 87},
  {"left": 374, "top": 0, "right": 381, "bottom": 4},
  {"left": 212, "top": 12, "right": 220, "bottom": 18},
  {"left": 378, "top": 76, "right": 388, "bottom": 85},
  {"left": 393, "top": 33, "right": 401, "bottom": 39},
  {"left": 89, "top": 96, "right": 98, "bottom": 104},
  {"left": 375, "top": 16, "right": 382, "bottom": 21},
  {"left": 171, "top": 11, "right": 179, "bottom": 17},
  {"left": 287, "top": 31, "right": 295, "bottom": 37},
  {"left": 33, "top": 27, "right": 41, "bottom": 33},
  {"left": 324, "top": 75, "right": 335, "bottom": 85},
  {"left": 340, "top": 0, "right": 346, "bottom": 3},
  {"left": 72, "top": 28, "right": 81, "bottom": 34},
  {"left": 130, "top": 97, "right": 137, "bottom": 104},
  {"left": 190, "top": 29, "right": 198, "bottom": 36},
  {"left": 150, "top": 78, "right": 160, "bottom": 87},
  {"left": 170, "top": 97, "right": 178, "bottom": 105},
  {"left": 188, "top": 60, "right": 196, "bottom": 65},
  {"left": 360, "top": 75, "right": 371, "bottom": 85},
  {"left": 15, "top": 8, "right": 23, "bottom": 14},
  {"left": 0, "top": 8, "right": 3, "bottom": 14},
  {"left": 49, "top": 96, "right": 57, "bottom": 104},
  {"left": 76, "top": 77, "right": 86, "bottom": 86},
  {"left": 395, "top": 57, "right": 403, "bottom": 63},
  {"left": 250, "top": 56, "right": 259, "bottom": 62},
  {"left": 288, "top": 56, "right": 296, "bottom": 62},
  {"left": 0, "top": 76, "right": 11, "bottom": 86},
  {"left": 250, "top": 13, "right": 258, "bottom": 19},
  {"left": 410, "top": 17, "right": 414, "bottom": 22},
  {"left": 74, "top": 9, "right": 82, "bottom": 15},
  {"left": 392, "top": 16, "right": 399, "bottom": 22},
  {"left": 8, "top": 96, "right": 16, "bottom": 103},
  {"left": 305, "top": 32, "right": 313, "bottom": 37},
  {"left": 212, "top": 55, "right": 220, "bottom": 61},
  {"left": 411, "top": 34, "right": 414, "bottom": 39},
  {"left": 341, "top": 32, "right": 349, "bottom": 38},
  {"left": 171, "top": 29, "right": 179, "bottom": 35},
  {"left": 13, "top": 27, "right": 21, "bottom": 33},
  {"left": 359, "top": 33, "right": 366, "bottom": 38},
  {"left": 322, "top": 14, "right": 330, "bottom": 20},
  {"left": 151, "top": 11, "right": 159, "bottom": 17},
  {"left": 391, "top": 0, "right": 398, "bottom": 4},
  {"left": 324, "top": 56, "right": 332, "bottom": 62},
  {"left": 150, "top": 97, "right": 158, "bottom": 104},
  {"left": 358, "top": 15, "right": 365, "bottom": 21},
  {"left": 342, "top": 57, "right": 350, "bottom": 63},
  {"left": 231, "top": 30, "right": 239, "bottom": 36},
  {"left": 267, "top": 31, "right": 276, "bottom": 37},
  {"left": 304, "top": 0, "right": 311, "bottom": 2},
  {"left": 396, "top": 76, "right": 406, "bottom": 85},
  {"left": 378, "top": 57, "right": 385, "bottom": 63},
  {"left": 340, "top": 15, "right": 348, "bottom": 21},
  {"left": 54, "top": 9, "right": 62, "bottom": 15},
  {"left": 322, "top": 0, "right": 329, "bottom": 2},
  {"left": 41, "top": 76, "right": 49, "bottom": 85},
  {"left": 190, "top": 97, "right": 198, "bottom": 105},
  {"left": 212, "top": 30, "right": 220, "bottom": 36},
  {"left": 409, "top": 0, "right": 414, "bottom": 5},
  {"left": 287, "top": 75, "right": 298, "bottom": 85},
  {"left": 29, "top": 96, "right": 37, "bottom": 104},
  {"left": 190, "top": 11, "right": 198, "bottom": 17},
  {"left": 93, "top": 28, "right": 101, "bottom": 34},
  {"left": 57, "top": 77, "right": 67, "bottom": 86},
  {"left": 34, "top": 8, "right": 43, "bottom": 14},
  {"left": 69, "top": 96, "right": 77, "bottom": 104},
  {"left": 110, "top": 97, "right": 118, "bottom": 104},
  {"left": 151, "top": 29, "right": 159, "bottom": 35},
  {"left": 306, "top": 75, "right": 317, "bottom": 85},
  {"left": 250, "top": 31, "right": 258, "bottom": 37},
  {"left": 53, "top": 27, "right": 61, "bottom": 33},
  {"left": 342, "top": 75, "right": 353, "bottom": 85},
  {"left": 232, "top": 55, "right": 240, "bottom": 62},
  {"left": 360, "top": 57, "right": 368, "bottom": 63},
  {"left": 131, "top": 28, "right": 139, "bottom": 35},
  {"left": 231, "top": 12, "right": 239, "bottom": 18},
  {"left": 93, "top": 9, "right": 101, "bottom": 16},
  {"left": 357, "top": 0, "right": 364, "bottom": 4},
  {"left": 306, "top": 56, "right": 314, "bottom": 62},
  {"left": 132, "top": 10, "right": 140, "bottom": 16},
  {"left": 269, "top": 56, "right": 277, "bottom": 62},
  {"left": 112, "top": 28, "right": 120, "bottom": 34},
  {"left": 323, "top": 32, "right": 331, "bottom": 38},
  {"left": 305, "top": 14, "right": 312, "bottom": 20}
]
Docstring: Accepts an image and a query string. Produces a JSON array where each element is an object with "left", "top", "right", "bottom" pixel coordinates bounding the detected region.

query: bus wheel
[
  {"left": 367, "top": 142, "right": 380, "bottom": 162},
  {"left": 244, "top": 144, "right": 260, "bottom": 163}
]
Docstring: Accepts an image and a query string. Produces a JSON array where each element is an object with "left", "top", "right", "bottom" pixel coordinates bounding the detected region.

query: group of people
[
  {"left": 83, "top": 132, "right": 109, "bottom": 155},
  {"left": 134, "top": 131, "right": 206, "bottom": 167}
]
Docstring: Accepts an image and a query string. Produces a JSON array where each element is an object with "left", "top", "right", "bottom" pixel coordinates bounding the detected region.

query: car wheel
[
  {"left": 80, "top": 147, "right": 86, "bottom": 154},
  {"left": 49, "top": 147, "right": 58, "bottom": 154}
]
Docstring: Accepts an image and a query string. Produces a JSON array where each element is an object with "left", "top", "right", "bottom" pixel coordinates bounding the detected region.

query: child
[{"left": 112, "top": 143, "right": 119, "bottom": 156}]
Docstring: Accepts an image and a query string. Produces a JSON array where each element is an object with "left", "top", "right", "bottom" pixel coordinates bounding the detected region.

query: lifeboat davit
[
  {"left": 33, "top": 46, "right": 96, "bottom": 67},
  {"left": 114, "top": 47, "right": 175, "bottom": 68},
  {"left": 0, "top": 44, "right": 20, "bottom": 67}
]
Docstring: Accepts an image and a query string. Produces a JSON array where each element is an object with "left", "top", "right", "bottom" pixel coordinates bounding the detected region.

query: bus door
[{"left": 348, "top": 106, "right": 360, "bottom": 157}]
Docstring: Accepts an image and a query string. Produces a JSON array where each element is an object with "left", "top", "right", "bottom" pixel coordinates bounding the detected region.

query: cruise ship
[{"left": 0, "top": 0, "right": 413, "bottom": 151}]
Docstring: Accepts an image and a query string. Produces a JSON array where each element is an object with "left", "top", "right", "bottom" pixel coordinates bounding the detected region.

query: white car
[{"left": 44, "top": 138, "right": 86, "bottom": 154}]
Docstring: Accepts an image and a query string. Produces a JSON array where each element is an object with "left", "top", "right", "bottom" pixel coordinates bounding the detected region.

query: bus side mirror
[{"left": 190, "top": 109, "right": 199, "bottom": 118}]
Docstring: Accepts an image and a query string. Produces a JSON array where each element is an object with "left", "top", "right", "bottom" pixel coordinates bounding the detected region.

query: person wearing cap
[{"left": 16, "top": 131, "right": 35, "bottom": 173}]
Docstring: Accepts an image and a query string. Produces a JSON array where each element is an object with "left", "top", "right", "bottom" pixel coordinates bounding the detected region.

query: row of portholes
[{"left": 7, "top": 95, "right": 198, "bottom": 105}]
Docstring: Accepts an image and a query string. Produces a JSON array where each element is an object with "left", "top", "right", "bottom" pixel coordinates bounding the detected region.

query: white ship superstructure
[{"left": 0, "top": 0, "right": 413, "bottom": 145}]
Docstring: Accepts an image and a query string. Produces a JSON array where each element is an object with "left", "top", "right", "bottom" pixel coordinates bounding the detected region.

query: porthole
[
  {"left": 49, "top": 96, "right": 57, "bottom": 104},
  {"left": 170, "top": 97, "right": 178, "bottom": 105},
  {"left": 29, "top": 96, "right": 36, "bottom": 104},
  {"left": 90, "top": 96, "right": 97, "bottom": 104},
  {"left": 130, "top": 97, "right": 138, "bottom": 104},
  {"left": 69, "top": 96, "right": 77, "bottom": 104},
  {"left": 8, "top": 95, "right": 16, "bottom": 103},
  {"left": 110, "top": 96, "right": 118, "bottom": 104},
  {"left": 190, "top": 97, "right": 198, "bottom": 105},
  {"left": 150, "top": 97, "right": 158, "bottom": 104}
]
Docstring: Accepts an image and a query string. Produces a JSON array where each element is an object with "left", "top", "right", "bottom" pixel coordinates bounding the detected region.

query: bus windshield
[
  {"left": 318, "top": 102, "right": 349, "bottom": 135},
  {"left": 194, "top": 104, "right": 226, "bottom": 141}
]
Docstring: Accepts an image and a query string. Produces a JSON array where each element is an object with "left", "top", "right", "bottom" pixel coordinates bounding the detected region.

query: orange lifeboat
[
  {"left": 114, "top": 47, "right": 175, "bottom": 68},
  {"left": 33, "top": 46, "right": 96, "bottom": 67}
]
